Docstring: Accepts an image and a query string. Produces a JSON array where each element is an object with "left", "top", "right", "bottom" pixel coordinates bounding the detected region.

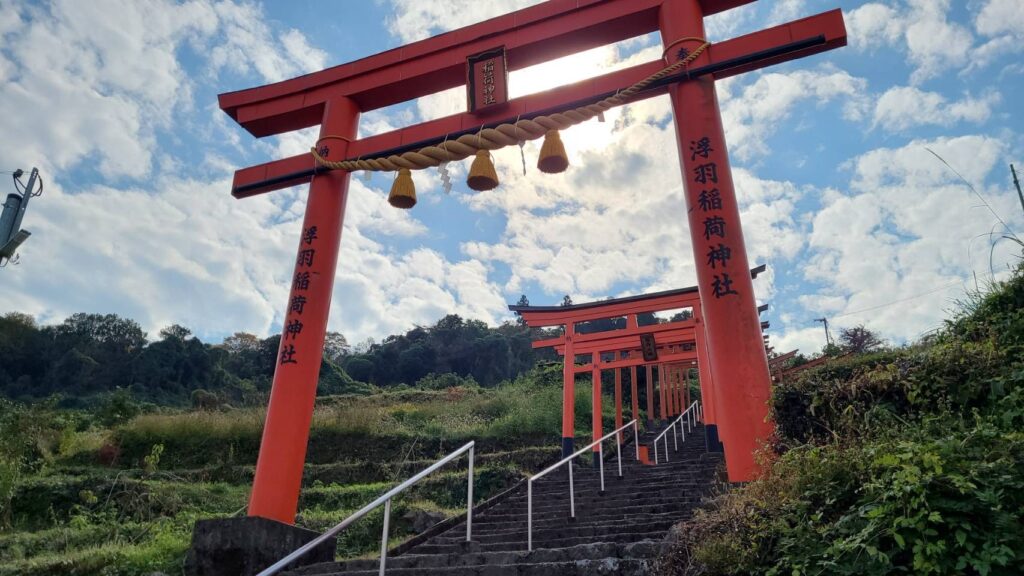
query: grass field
[{"left": 0, "top": 368, "right": 639, "bottom": 575}]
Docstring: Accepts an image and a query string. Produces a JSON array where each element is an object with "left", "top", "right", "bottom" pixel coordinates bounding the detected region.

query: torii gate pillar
[
  {"left": 660, "top": 0, "right": 773, "bottom": 482},
  {"left": 248, "top": 98, "right": 359, "bottom": 523}
]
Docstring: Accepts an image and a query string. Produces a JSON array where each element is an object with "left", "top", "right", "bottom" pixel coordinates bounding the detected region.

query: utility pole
[
  {"left": 1012, "top": 164, "right": 1024, "bottom": 216},
  {"left": 814, "top": 317, "right": 832, "bottom": 347},
  {"left": 1, "top": 167, "right": 41, "bottom": 264}
]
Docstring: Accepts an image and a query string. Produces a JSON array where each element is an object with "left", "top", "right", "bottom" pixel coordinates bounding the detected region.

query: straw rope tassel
[
  {"left": 467, "top": 150, "right": 499, "bottom": 191},
  {"left": 387, "top": 168, "right": 416, "bottom": 209}
]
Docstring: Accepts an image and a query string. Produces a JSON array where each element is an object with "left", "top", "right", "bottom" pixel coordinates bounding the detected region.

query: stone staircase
[{"left": 287, "top": 422, "right": 723, "bottom": 576}]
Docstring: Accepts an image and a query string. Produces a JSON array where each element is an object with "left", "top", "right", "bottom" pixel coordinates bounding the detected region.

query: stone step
[
  {"left": 412, "top": 529, "right": 672, "bottom": 554},
  {"left": 531, "top": 468, "right": 713, "bottom": 483},
  {"left": 291, "top": 541, "right": 667, "bottom": 574},
  {"left": 429, "top": 518, "right": 682, "bottom": 545},
  {"left": 473, "top": 497, "right": 703, "bottom": 523},
  {"left": 496, "top": 487, "right": 711, "bottom": 509},
  {"left": 513, "top": 476, "right": 714, "bottom": 497},
  {"left": 466, "top": 508, "right": 700, "bottom": 532},
  {"left": 282, "top": 423, "right": 718, "bottom": 576},
  {"left": 297, "top": 558, "right": 655, "bottom": 576}
]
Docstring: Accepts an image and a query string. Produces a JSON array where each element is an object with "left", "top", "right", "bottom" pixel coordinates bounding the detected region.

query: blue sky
[{"left": 0, "top": 0, "right": 1021, "bottom": 356}]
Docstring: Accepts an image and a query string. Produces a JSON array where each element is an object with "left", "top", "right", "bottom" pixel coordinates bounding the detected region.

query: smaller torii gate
[
  {"left": 511, "top": 266, "right": 766, "bottom": 477},
  {"left": 511, "top": 286, "right": 706, "bottom": 459}
]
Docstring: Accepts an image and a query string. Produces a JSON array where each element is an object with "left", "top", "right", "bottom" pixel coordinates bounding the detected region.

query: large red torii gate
[{"left": 218, "top": 0, "right": 847, "bottom": 524}]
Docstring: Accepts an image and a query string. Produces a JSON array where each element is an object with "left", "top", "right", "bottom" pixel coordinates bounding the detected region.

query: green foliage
[
  {"left": 142, "top": 444, "right": 163, "bottom": 474},
  {"left": 0, "top": 300, "right": 602, "bottom": 573},
  {"left": 0, "top": 370, "right": 573, "bottom": 574},
  {"left": 415, "top": 372, "right": 479, "bottom": 390},
  {"left": 0, "top": 309, "right": 556, "bottom": 406},
  {"left": 661, "top": 260, "right": 1024, "bottom": 576},
  {"left": 97, "top": 389, "right": 141, "bottom": 427}
]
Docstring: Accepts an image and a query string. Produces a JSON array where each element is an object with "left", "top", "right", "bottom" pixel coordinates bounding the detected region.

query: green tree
[
  {"left": 345, "top": 356, "right": 376, "bottom": 383},
  {"left": 158, "top": 324, "right": 192, "bottom": 341},
  {"left": 838, "top": 324, "right": 885, "bottom": 354}
]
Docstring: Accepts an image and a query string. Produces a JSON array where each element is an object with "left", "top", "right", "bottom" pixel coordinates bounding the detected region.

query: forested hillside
[{"left": 0, "top": 311, "right": 558, "bottom": 408}]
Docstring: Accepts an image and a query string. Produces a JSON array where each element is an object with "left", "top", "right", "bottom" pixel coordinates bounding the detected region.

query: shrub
[{"left": 660, "top": 260, "right": 1024, "bottom": 576}]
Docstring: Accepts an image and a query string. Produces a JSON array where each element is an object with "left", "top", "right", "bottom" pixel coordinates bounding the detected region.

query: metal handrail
[
  {"left": 652, "top": 401, "right": 701, "bottom": 464},
  {"left": 526, "top": 419, "right": 639, "bottom": 550},
  {"left": 256, "top": 441, "right": 475, "bottom": 576}
]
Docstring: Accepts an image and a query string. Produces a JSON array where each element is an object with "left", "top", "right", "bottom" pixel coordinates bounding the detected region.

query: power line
[
  {"left": 830, "top": 280, "right": 963, "bottom": 320},
  {"left": 926, "top": 148, "right": 1021, "bottom": 244}
]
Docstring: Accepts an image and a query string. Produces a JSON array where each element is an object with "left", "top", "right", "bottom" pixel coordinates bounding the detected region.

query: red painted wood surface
[
  {"left": 247, "top": 98, "right": 359, "bottom": 523},
  {"left": 614, "top": 368, "right": 623, "bottom": 440},
  {"left": 660, "top": 0, "right": 776, "bottom": 482},
  {"left": 630, "top": 365, "right": 640, "bottom": 422},
  {"left": 227, "top": 9, "right": 846, "bottom": 198}
]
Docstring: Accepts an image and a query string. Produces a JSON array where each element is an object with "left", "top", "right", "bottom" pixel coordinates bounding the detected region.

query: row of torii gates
[
  {"left": 510, "top": 266, "right": 771, "bottom": 461},
  {"left": 217, "top": 0, "right": 848, "bottom": 525}
]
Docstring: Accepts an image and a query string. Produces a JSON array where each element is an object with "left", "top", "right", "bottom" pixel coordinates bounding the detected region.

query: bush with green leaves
[{"left": 659, "top": 259, "right": 1024, "bottom": 575}]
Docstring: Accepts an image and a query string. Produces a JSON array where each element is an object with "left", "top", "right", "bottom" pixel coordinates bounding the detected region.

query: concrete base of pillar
[
  {"left": 184, "top": 516, "right": 336, "bottom": 576},
  {"left": 704, "top": 424, "right": 724, "bottom": 453}
]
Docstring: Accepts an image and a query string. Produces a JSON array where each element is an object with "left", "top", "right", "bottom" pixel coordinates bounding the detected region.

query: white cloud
[
  {"left": 385, "top": 0, "right": 543, "bottom": 44},
  {"left": 846, "top": 1, "right": 982, "bottom": 83},
  {"left": 976, "top": 0, "right": 1024, "bottom": 38},
  {"left": 0, "top": 0, "right": 328, "bottom": 182},
  {"left": 4, "top": 0, "right": 1020, "bottom": 359},
  {"left": 905, "top": 7, "right": 974, "bottom": 84},
  {"left": 0, "top": 0, "right": 505, "bottom": 344},
  {"left": 207, "top": 2, "right": 328, "bottom": 83},
  {"left": 872, "top": 87, "right": 1000, "bottom": 132},
  {"left": 799, "top": 135, "right": 1021, "bottom": 344},
  {"left": 845, "top": 3, "right": 906, "bottom": 50},
  {"left": 767, "top": 0, "right": 807, "bottom": 26},
  {"left": 720, "top": 67, "right": 869, "bottom": 160},
  {"left": 0, "top": 168, "right": 498, "bottom": 343},
  {"left": 773, "top": 326, "right": 829, "bottom": 357}
]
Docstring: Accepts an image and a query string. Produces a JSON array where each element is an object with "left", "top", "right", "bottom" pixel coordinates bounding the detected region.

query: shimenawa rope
[{"left": 310, "top": 38, "right": 710, "bottom": 174}]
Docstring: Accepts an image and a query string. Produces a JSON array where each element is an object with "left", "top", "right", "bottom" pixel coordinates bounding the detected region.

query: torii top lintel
[
  {"left": 220, "top": 0, "right": 753, "bottom": 134},
  {"left": 219, "top": 1, "right": 845, "bottom": 199},
  {"left": 509, "top": 264, "right": 765, "bottom": 328}
]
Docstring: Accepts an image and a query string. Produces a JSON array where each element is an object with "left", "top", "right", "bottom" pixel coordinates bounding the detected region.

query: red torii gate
[
  {"left": 218, "top": 0, "right": 847, "bottom": 523},
  {"left": 511, "top": 266, "right": 765, "bottom": 458},
  {"left": 512, "top": 285, "right": 707, "bottom": 459}
]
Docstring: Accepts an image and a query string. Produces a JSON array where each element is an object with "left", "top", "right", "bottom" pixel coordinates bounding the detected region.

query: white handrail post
[
  {"left": 378, "top": 498, "right": 391, "bottom": 576},
  {"left": 616, "top": 432, "right": 622, "bottom": 477},
  {"left": 672, "top": 421, "right": 678, "bottom": 451},
  {"left": 664, "top": 436, "right": 670, "bottom": 462},
  {"left": 466, "top": 445, "right": 474, "bottom": 542},
  {"left": 256, "top": 441, "right": 476, "bottom": 576},
  {"left": 568, "top": 461, "right": 575, "bottom": 518},
  {"left": 527, "top": 480, "right": 533, "bottom": 551},
  {"left": 598, "top": 442, "right": 605, "bottom": 493}
]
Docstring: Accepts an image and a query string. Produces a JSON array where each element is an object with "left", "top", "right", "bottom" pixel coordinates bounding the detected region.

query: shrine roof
[{"left": 509, "top": 286, "right": 698, "bottom": 314}]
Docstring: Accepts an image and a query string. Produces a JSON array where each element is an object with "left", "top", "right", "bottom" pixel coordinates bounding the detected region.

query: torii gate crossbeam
[{"left": 219, "top": 0, "right": 847, "bottom": 524}]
